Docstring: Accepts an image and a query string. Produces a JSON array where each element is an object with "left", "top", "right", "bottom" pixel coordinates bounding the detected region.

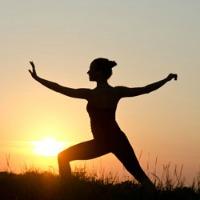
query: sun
[{"left": 33, "top": 137, "right": 65, "bottom": 156}]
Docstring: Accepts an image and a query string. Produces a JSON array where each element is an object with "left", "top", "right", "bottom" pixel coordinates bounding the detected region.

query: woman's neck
[{"left": 96, "top": 80, "right": 110, "bottom": 88}]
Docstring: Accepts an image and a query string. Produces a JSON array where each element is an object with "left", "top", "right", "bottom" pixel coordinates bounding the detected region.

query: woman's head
[{"left": 88, "top": 58, "right": 117, "bottom": 81}]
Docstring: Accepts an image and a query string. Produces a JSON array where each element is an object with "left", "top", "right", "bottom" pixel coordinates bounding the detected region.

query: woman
[{"left": 28, "top": 58, "right": 177, "bottom": 189}]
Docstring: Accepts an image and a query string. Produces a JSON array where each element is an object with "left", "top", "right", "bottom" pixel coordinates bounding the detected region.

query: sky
[{"left": 0, "top": 0, "right": 200, "bottom": 184}]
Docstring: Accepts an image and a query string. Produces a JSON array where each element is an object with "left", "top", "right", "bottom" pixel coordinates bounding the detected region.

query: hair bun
[{"left": 109, "top": 60, "right": 117, "bottom": 68}]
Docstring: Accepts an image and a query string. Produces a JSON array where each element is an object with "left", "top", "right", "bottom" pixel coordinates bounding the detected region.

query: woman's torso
[{"left": 86, "top": 86, "right": 124, "bottom": 141}]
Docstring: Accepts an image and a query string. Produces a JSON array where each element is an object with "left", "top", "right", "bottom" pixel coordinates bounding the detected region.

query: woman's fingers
[
  {"left": 30, "top": 61, "right": 35, "bottom": 67},
  {"left": 29, "top": 61, "right": 37, "bottom": 74},
  {"left": 29, "top": 61, "right": 36, "bottom": 72},
  {"left": 28, "top": 61, "right": 38, "bottom": 79},
  {"left": 28, "top": 69, "right": 34, "bottom": 78},
  {"left": 167, "top": 73, "right": 178, "bottom": 81},
  {"left": 174, "top": 74, "right": 178, "bottom": 80}
]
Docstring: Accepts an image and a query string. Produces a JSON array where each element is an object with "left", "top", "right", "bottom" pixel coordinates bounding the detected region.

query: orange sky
[{"left": 0, "top": 1, "right": 200, "bottom": 184}]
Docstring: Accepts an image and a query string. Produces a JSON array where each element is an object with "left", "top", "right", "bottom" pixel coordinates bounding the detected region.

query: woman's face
[{"left": 87, "top": 65, "right": 102, "bottom": 81}]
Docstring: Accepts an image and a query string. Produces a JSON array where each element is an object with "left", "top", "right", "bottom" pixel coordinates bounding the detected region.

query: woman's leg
[
  {"left": 58, "top": 139, "right": 109, "bottom": 178},
  {"left": 112, "top": 135, "right": 155, "bottom": 188}
]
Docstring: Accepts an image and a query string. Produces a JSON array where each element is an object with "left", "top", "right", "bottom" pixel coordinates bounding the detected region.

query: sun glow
[{"left": 33, "top": 137, "right": 65, "bottom": 156}]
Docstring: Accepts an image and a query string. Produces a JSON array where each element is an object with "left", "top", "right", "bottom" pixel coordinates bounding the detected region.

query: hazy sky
[{"left": 0, "top": 0, "right": 200, "bottom": 184}]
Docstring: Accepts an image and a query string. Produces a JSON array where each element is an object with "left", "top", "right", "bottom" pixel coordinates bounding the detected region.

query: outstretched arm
[
  {"left": 28, "top": 61, "right": 90, "bottom": 99},
  {"left": 116, "top": 74, "right": 177, "bottom": 98}
]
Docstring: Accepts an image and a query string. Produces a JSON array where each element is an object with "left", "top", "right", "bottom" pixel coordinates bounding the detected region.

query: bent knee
[{"left": 58, "top": 149, "right": 70, "bottom": 162}]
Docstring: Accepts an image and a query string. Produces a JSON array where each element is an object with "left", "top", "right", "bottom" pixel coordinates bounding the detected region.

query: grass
[{"left": 0, "top": 165, "right": 200, "bottom": 200}]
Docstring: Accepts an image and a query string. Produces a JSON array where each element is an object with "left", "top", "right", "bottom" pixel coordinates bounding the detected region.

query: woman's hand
[
  {"left": 28, "top": 61, "right": 38, "bottom": 79},
  {"left": 166, "top": 73, "right": 178, "bottom": 81}
]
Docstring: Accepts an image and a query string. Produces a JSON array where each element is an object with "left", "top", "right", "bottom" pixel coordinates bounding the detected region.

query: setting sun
[{"left": 33, "top": 137, "right": 65, "bottom": 157}]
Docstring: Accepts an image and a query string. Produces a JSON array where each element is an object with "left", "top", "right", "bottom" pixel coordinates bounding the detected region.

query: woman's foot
[{"left": 142, "top": 181, "right": 157, "bottom": 200}]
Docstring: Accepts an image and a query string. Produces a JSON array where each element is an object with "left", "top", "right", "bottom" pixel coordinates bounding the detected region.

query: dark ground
[{"left": 0, "top": 171, "right": 199, "bottom": 200}]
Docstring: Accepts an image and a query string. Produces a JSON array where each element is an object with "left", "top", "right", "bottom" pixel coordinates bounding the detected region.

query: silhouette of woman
[{"left": 28, "top": 58, "right": 177, "bottom": 189}]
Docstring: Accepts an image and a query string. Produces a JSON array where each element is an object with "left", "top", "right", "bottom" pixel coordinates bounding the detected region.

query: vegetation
[{"left": 0, "top": 166, "right": 199, "bottom": 200}]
